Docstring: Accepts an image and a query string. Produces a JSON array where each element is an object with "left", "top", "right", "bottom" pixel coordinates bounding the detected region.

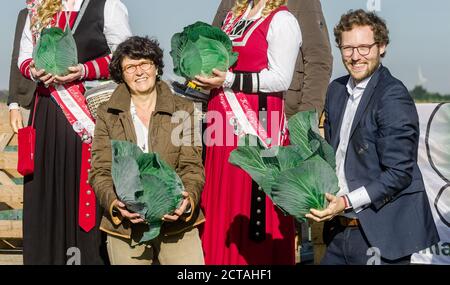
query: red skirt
[{"left": 200, "top": 90, "right": 295, "bottom": 265}]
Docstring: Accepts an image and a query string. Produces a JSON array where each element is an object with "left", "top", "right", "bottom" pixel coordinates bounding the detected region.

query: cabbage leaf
[{"left": 33, "top": 27, "right": 78, "bottom": 76}]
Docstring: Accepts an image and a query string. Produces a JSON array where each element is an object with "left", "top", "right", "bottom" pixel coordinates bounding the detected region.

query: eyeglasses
[
  {"left": 340, "top": 42, "right": 378, "bottom": 57},
  {"left": 123, "top": 61, "right": 155, "bottom": 74}
]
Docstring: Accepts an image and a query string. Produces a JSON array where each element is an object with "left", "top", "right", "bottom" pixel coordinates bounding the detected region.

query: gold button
[
  {"left": 86, "top": 202, "right": 90, "bottom": 207},
  {"left": 85, "top": 213, "right": 90, "bottom": 218},
  {"left": 256, "top": 209, "right": 261, "bottom": 214},
  {"left": 87, "top": 190, "right": 92, "bottom": 195}
]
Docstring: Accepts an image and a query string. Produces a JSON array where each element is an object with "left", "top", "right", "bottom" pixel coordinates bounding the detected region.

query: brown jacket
[
  {"left": 89, "top": 80, "right": 205, "bottom": 240},
  {"left": 212, "top": 0, "right": 333, "bottom": 117}
]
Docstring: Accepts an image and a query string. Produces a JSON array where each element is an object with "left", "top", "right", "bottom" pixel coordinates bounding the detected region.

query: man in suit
[
  {"left": 306, "top": 9, "right": 439, "bottom": 264},
  {"left": 212, "top": 0, "right": 333, "bottom": 118},
  {"left": 8, "top": 8, "right": 37, "bottom": 133}
]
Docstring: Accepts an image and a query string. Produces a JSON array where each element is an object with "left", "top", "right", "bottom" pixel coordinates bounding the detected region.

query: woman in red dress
[{"left": 194, "top": 0, "right": 302, "bottom": 265}]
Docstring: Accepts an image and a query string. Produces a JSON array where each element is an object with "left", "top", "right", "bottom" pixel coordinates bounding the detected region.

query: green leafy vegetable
[
  {"left": 170, "top": 21, "right": 238, "bottom": 80},
  {"left": 229, "top": 111, "right": 339, "bottom": 222},
  {"left": 111, "top": 140, "right": 184, "bottom": 243},
  {"left": 32, "top": 27, "right": 78, "bottom": 76},
  {"left": 272, "top": 158, "right": 339, "bottom": 222}
]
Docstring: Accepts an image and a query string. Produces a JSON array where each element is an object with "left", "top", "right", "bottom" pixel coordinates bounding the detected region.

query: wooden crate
[{"left": 0, "top": 104, "right": 24, "bottom": 263}]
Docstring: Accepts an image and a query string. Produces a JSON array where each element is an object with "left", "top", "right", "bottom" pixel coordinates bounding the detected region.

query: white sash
[{"left": 221, "top": 88, "right": 287, "bottom": 148}]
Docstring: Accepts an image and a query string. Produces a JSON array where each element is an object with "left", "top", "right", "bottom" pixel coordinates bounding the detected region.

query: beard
[{"left": 344, "top": 56, "right": 381, "bottom": 83}]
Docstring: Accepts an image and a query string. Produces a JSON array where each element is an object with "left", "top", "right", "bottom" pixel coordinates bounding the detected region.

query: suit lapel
[
  {"left": 332, "top": 95, "right": 348, "bottom": 150},
  {"left": 331, "top": 80, "right": 350, "bottom": 150},
  {"left": 348, "top": 66, "right": 384, "bottom": 140}
]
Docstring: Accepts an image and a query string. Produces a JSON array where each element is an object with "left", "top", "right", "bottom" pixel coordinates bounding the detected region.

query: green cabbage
[
  {"left": 111, "top": 140, "right": 184, "bottom": 243},
  {"left": 229, "top": 111, "right": 339, "bottom": 222},
  {"left": 32, "top": 27, "right": 78, "bottom": 76},
  {"left": 170, "top": 21, "right": 238, "bottom": 80}
]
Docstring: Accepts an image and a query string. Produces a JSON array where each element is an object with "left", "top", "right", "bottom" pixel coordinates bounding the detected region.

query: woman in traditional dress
[
  {"left": 194, "top": 0, "right": 302, "bottom": 265},
  {"left": 16, "top": 0, "right": 131, "bottom": 264}
]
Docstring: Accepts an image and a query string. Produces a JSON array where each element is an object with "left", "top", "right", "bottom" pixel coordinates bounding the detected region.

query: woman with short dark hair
[{"left": 89, "top": 36, "right": 205, "bottom": 265}]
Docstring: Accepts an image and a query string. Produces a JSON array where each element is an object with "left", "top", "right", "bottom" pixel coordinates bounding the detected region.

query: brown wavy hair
[
  {"left": 232, "top": 0, "right": 287, "bottom": 18},
  {"left": 334, "top": 9, "right": 390, "bottom": 57},
  {"left": 109, "top": 36, "right": 165, "bottom": 84},
  {"left": 32, "top": 0, "right": 62, "bottom": 32}
]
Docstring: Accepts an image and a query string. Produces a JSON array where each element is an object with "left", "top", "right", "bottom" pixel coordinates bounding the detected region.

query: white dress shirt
[{"left": 335, "top": 75, "right": 374, "bottom": 215}]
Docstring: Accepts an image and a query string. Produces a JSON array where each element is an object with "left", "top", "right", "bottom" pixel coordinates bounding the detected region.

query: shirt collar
[
  {"left": 346, "top": 64, "right": 381, "bottom": 96},
  {"left": 346, "top": 74, "right": 372, "bottom": 96}
]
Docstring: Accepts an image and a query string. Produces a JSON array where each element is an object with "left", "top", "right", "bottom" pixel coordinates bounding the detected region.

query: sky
[{"left": 1, "top": 0, "right": 450, "bottom": 94}]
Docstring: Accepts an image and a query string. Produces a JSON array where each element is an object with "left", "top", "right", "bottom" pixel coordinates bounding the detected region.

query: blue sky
[{"left": 1, "top": 0, "right": 449, "bottom": 94}]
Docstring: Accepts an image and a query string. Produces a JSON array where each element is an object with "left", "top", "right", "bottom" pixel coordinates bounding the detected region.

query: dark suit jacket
[
  {"left": 8, "top": 8, "right": 36, "bottom": 109},
  {"left": 212, "top": 0, "right": 333, "bottom": 118},
  {"left": 324, "top": 65, "right": 439, "bottom": 260}
]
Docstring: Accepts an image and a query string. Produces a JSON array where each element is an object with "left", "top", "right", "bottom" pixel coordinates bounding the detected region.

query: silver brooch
[{"left": 229, "top": 117, "right": 243, "bottom": 136}]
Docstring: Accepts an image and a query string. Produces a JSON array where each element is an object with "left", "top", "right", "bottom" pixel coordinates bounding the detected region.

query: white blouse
[
  {"left": 130, "top": 100, "right": 149, "bottom": 154},
  {"left": 18, "top": 0, "right": 132, "bottom": 68},
  {"left": 225, "top": 4, "right": 302, "bottom": 93}
]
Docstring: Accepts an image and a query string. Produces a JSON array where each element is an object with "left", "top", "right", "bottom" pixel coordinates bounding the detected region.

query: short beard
[{"left": 345, "top": 57, "right": 381, "bottom": 83}]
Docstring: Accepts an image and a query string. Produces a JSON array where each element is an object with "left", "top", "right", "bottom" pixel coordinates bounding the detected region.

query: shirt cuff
[
  {"left": 29, "top": 68, "right": 40, "bottom": 83},
  {"left": 223, "top": 71, "right": 235, "bottom": 88},
  {"left": 347, "top": 186, "right": 372, "bottom": 213},
  {"left": 8, "top": 103, "right": 20, "bottom": 111},
  {"left": 79, "top": 63, "right": 87, "bottom": 80}
]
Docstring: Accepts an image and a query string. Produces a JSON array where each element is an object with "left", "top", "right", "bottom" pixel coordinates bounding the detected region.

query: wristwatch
[{"left": 343, "top": 195, "right": 353, "bottom": 214}]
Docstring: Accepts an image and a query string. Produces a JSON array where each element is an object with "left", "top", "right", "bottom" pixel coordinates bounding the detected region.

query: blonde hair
[
  {"left": 232, "top": 0, "right": 287, "bottom": 18},
  {"left": 32, "top": 0, "right": 62, "bottom": 32}
]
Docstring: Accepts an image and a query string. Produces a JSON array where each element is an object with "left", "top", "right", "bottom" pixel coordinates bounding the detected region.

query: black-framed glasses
[
  {"left": 123, "top": 61, "right": 155, "bottom": 74},
  {"left": 340, "top": 42, "right": 378, "bottom": 57}
]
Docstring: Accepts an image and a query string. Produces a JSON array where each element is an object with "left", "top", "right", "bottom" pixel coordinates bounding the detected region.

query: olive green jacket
[{"left": 89, "top": 80, "right": 205, "bottom": 240}]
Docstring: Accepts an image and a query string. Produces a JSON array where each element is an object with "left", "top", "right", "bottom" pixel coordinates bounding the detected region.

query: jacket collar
[{"left": 106, "top": 80, "right": 176, "bottom": 115}]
